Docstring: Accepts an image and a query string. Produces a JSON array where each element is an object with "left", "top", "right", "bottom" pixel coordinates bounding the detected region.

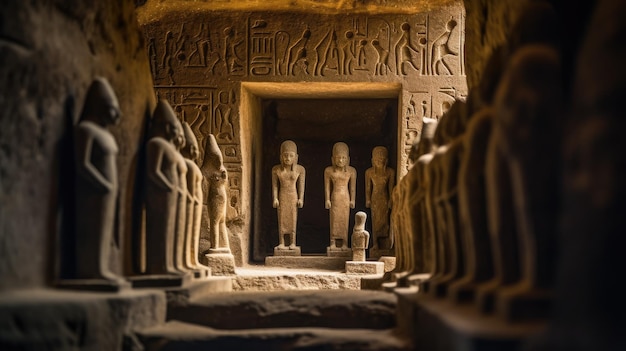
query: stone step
[
  {"left": 233, "top": 267, "right": 363, "bottom": 291},
  {"left": 168, "top": 290, "right": 397, "bottom": 330},
  {"left": 136, "top": 320, "right": 412, "bottom": 351}
]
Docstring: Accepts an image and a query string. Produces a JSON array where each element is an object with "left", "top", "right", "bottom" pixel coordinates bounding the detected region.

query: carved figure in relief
[
  {"left": 73, "top": 77, "right": 124, "bottom": 283},
  {"left": 181, "top": 122, "right": 205, "bottom": 270},
  {"left": 365, "top": 146, "right": 395, "bottom": 250},
  {"left": 372, "top": 38, "right": 390, "bottom": 75},
  {"left": 431, "top": 19, "right": 459, "bottom": 75},
  {"left": 356, "top": 39, "right": 368, "bottom": 68},
  {"left": 215, "top": 91, "right": 234, "bottom": 142},
  {"left": 351, "top": 212, "right": 370, "bottom": 262},
  {"left": 275, "top": 31, "right": 290, "bottom": 75},
  {"left": 162, "top": 31, "right": 176, "bottom": 84},
  {"left": 272, "top": 141, "right": 306, "bottom": 249},
  {"left": 187, "top": 23, "right": 212, "bottom": 67},
  {"left": 287, "top": 28, "right": 311, "bottom": 76},
  {"left": 201, "top": 134, "right": 231, "bottom": 253},
  {"left": 223, "top": 26, "right": 244, "bottom": 74},
  {"left": 340, "top": 31, "right": 357, "bottom": 75},
  {"left": 325, "top": 142, "right": 357, "bottom": 249},
  {"left": 395, "top": 23, "right": 421, "bottom": 75},
  {"left": 145, "top": 100, "right": 185, "bottom": 275}
]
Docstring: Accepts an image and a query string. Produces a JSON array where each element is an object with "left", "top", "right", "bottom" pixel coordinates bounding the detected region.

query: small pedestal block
[
  {"left": 327, "top": 247, "right": 351, "bottom": 257},
  {"left": 345, "top": 261, "right": 385, "bottom": 275},
  {"left": 203, "top": 253, "right": 236, "bottom": 276},
  {"left": 376, "top": 256, "right": 396, "bottom": 272},
  {"left": 274, "top": 246, "right": 302, "bottom": 256}
]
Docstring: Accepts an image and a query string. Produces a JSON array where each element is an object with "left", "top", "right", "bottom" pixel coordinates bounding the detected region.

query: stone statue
[
  {"left": 173, "top": 124, "right": 189, "bottom": 273},
  {"left": 145, "top": 99, "right": 185, "bottom": 275},
  {"left": 272, "top": 140, "right": 306, "bottom": 251},
  {"left": 324, "top": 142, "right": 357, "bottom": 251},
  {"left": 201, "top": 134, "right": 231, "bottom": 254},
  {"left": 73, "top": 77, "right": 124, "bottom": 284},
  {"left": 365, "top": 146, "right": 395, "bottom": 251},
  {"left": 181, "top": 122, "right": 205, "bottom": 272},
  {"left": 351, "top": 212, "right": 370, "bottom": 262}
]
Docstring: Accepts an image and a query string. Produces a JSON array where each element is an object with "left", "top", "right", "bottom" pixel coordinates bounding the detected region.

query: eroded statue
[
  {"left": 365, "top": 146, "right": 395, "bottom": 251},
  {"left": 351, "top": 211, "right": 370, "bottom": 262},
  {"left": 201, "top": 134, "right": 231, "bottom": 254},
  {"left": 324, "top": 142, "right": 356, "bottom": 252}
]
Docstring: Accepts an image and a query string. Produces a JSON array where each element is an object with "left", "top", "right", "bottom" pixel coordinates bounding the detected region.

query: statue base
[
  {"left": 274, "top": 246, "right": 302, "bottom": 256},
  {"left": 129, "top": 272, "right": 194, "bottom": 288},
  {"left": 264, "top": 255, "right": 350, "bottom": 270},
  {"left": 202, "top": 253, "right": 236, "bottom": 276},
  {"left": 208, "top": 247, "right": 232, "bottom": 254},
  {"left": 56, "top": 278, "right": 131, "bottom": 292},
  {"left": 369, "top": 248, "right": 394, "bottom": 259},
  {"left": 376, "top": 256, "right": 397, "bottom": 272},
  {"left": 327, "top": 247, "right": 351, "bottom": 257},
  {"left": 345, "top": 261, "right": 385, "bottom": 275}
]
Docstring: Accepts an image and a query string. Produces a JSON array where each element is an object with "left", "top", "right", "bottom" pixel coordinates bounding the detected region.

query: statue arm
[
  {"left": 272, "top": 166, "right": 279, "bottom": 208},
  {"left": 297, "top": 166, "right": 305, "bottom": 208},
  {"left": 75, "top": 126, "right": 113, "bottom": 192},
  {"left": 364, "top": 169, "right": 372, "bottom": 208},
  {"left": 324, "top": 168, "right": 331, "bottom": 209},
  {"left": 349, "top": 167, "right": 357, "bottom": 208},
  {"left": 147, "top": 140, "right": 175, "bottom": 191}
]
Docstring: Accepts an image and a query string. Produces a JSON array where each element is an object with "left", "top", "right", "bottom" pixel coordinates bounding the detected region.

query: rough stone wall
[
  {"left": 0, "top": 0, "right": 155, "bottom": 291},
  {"left": 138, "top": 2, "right": 468, "bottom": 263}
]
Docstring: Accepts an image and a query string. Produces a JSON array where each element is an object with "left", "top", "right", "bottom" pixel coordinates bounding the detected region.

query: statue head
[
  {"left": 80, "top": 77, "right": 121, "bottom": 126},
  {"left": 371, "top": 146, "right": 388, "bottom": 169},
  {"left": 151, "top": 99, "right": 184, "bottom": 148},
  {"left": 181, "top": 121, "right": 200, "bottom": 161},
  {"left": 332, "top": 142, "right": 350, "bottom": 169},
  {"left": 354, "top": 211, "right": 367, "bottom": 232},
  {"left": 201, "top": 133, "right": 225, "bottom": 175},
  {"left": 280, "top": 140, "right": 298, "bottom": 169}
]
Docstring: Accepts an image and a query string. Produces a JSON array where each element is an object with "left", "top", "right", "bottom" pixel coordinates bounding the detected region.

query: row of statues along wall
[
  {"left": 70, "top": 77, "right": 232, "bottom": 288},
  {"left": 271, "top": 140, "right": 395, "bottom": 256},
  {"left": 384, "top": 1, "right": 562, "bottom": 322}
]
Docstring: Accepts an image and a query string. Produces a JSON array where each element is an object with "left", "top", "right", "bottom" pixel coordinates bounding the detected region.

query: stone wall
[
  {"left": 0, "top": 0, "right": 155, "bottom": 291},
  {"left": 138, "top": 2, "right": 468, "bottom": 263}
]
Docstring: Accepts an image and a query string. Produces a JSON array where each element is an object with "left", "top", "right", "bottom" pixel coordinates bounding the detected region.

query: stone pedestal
[
  {"left": 264, "top": 255, "right": 350, "bottom": 270},
  {"left": 129, "top": 273, "right": 194, "bottom": 288},
  {"left": 57, "top": 278, "right": 131, "bottom": 292},
  {"left": 376, "top": 256, "right": 396, "bottom": 272},
  {"left": 202, "top": 253, "right": 236, "bottom": 276},
  {"left": 327, "top": 247, "right": 351, "bottom": 257},
  {"left": 274, "top": 246, "right": 301, "bottom": 256},
  {"left": 345, "top": 261, "right": 385, "bottom": 275}
]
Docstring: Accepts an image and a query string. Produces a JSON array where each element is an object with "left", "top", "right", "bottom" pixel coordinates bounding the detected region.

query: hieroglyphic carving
[
  {"left": 225, "top": 164, "right": 242, "bottom": 215},
  {"left": 430, "top": 17, "right": 461, "bottom": 76},
  {"left": 394, "top": 22, "right": 421, "bottom": 75},
  {"left": 249, "top": 20, "right": 274, "bottom": 76},
  {"left": 214, "top": 89, "right": 236, "bottom": 143}
]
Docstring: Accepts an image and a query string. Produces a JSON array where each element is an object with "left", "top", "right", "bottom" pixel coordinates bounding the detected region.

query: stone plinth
[
  {"left": 397, "top": 293, "right": 546, "bottom": 350},
  {"left": 57, "top": 278, "right": 131, "bottom": 292},
  {"left": 327, "top": 247, "right": 351, "bottom": 257},
  {"left": 274, "top": 246, "right": 302, "bottom": 256},
  {"left": 345, "top": 261, "right": 385, "bottom": 275},
  {"left": 202, "top": 253, "right": 236, "bottom": 276},
  {"left": 377, "top": 256, "right": 396, "bottom": 272},
  {"left": 264, "top": 255, "right": 350, "bottom": 270},
  {"left": 234, "top": 267, "right": 362, "bottom": 291},
  {"left": 0, "top": 288, "right": 165, "bottom": 350},
  {"left": 129, "top": 273, "right": 194, "bottom": 288}
]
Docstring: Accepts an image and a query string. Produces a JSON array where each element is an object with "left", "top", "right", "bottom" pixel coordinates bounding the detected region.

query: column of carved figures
[
  {"left": 272, "top": 140, "right": 306, "bottom": 256},
  {"left": 144, "top": 100, "right": 188, "bottom": 278},
  {"left": 325, "top": 142, "right": 356, "bottom": 256},
  {"left": 365, "top": 146, "right": 395, "bottom": 258},
  {"left": 201, "top": 134, "right": 231, "bottom": 254},
  {"left": 62, "top": 77, "right": 128, "bottom": 291},
  {"left": 181, "top": 122, "right": 211, "bottom": 278}
]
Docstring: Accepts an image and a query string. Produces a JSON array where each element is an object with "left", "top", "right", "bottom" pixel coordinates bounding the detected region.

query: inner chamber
[{"left": 254, "top": 98, "right": 398, "bottom": 259}]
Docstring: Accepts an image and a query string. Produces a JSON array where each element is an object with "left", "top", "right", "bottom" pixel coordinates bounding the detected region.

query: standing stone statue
[
  {"left": 173, "top": 126, "right": 189, "bottom": 273},
  {"left": 365, "top": 146, "right": 395, "bottom": 252},
  {"left": 145, "top": 99, "right": 185, "bottom": 276},
  {"left": 272, "top": 140, "right": 306, "bottom": 254},
  {"left": 351, "top": 212, "right": 370, "bottom": 262},
  {"left": 181, "top": 122, "right": 208, "bottom": 275},
  {"left": 72, "top": 77, "right": 125, "bottom": 287},
  {"left": 202, "top": 134, "right": 231, "bottom": 254},
  {"left": 324, "top": 142, "right": 357, "bottom": 253}
]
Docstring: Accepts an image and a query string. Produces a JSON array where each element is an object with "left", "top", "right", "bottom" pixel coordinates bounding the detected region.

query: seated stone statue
[
  {"left": 72, "top": 77, "right": 125, "bottom": 285},
  {"left": 272, "top": 140, "right": 306, "bottom": 251},
  {"left": 324, "top": 142, "right": 357, "bottom": 251},
  {"left": 365, "top": 146, "right": 395, "bottom": 251},
  {"left": 144, "top": 99, "right": 185, "bottom": 276}
]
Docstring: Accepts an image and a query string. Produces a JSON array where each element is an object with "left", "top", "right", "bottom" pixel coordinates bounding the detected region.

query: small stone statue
[
  {"left": 173, "top": 125, "right": 189, "bottom": 273},
  {"left": 325, "top": 142, "right": 357, "bottom": 250},
  {"left": 201, "top": 134, "right": 231, "bottom": 254},
  {"left": 272, "top": 140, "right": 306, "bottom": 250},
  {"left": 365, "top": 146, "right": 395, "bottom": 250},
  {"left": 73, "top": 77, "right": 124, "bottom": 284},
  {"left": 181, "top": 122, "right": 205, "bottom": 271},
  {"left": 145, "top": 99, "right": 185, "bottom": 275},
  {"left": 351, "top": 212, "right": 370, "bottom": 262}
]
